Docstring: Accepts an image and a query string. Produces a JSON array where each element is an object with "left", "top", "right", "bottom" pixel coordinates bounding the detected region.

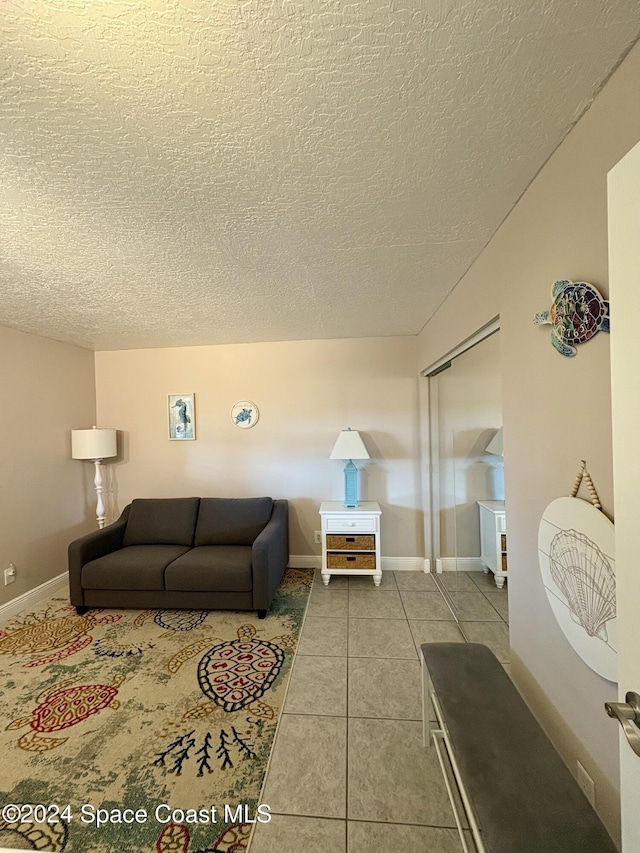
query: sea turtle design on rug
[
  {"left": 534, "top": 279, "right": 610, "bottom": 357},
  {"left": 155, "top": 821, "right": 251, "bottom": 852},
  {"left": 279, "top": 567, "right": 314, "bottom": 590},
  {"left": 134, "top": 608, "right": 209, "bottom": 633},
  {"left": 6, "top": 674, "right": 125, "bottom": 751},
  {"left": 0, "top": 806, "right": 69, "bottom": 851},
  {"left": 169, "top": 624, "right": 297, "bottom": 714},
  {"left": 0, "top": 607, "right": 121, "bottom": 667}
]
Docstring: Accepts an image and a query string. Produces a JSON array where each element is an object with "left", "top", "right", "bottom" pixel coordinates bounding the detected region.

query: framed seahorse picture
[{"left": 168, "top": 393, "right": 196, "bottom": 440}]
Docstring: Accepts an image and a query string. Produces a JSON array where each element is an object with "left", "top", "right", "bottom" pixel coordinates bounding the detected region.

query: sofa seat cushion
[
  {"left": 165, "top": 546, "right": 253, "bottom": 592},
  {"left": 82, "top": 545, "right": 191, "bottom": 590},
  {"left": 123, "top": 497, "right": 200, "bottom": 547},
  {"left": 195, "top": 497, "right": 273, "bottom": 546}
]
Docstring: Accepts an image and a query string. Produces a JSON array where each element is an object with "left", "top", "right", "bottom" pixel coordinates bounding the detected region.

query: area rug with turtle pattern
[{"left": 0, "top": 568, "right": 313, "bottom": 852}]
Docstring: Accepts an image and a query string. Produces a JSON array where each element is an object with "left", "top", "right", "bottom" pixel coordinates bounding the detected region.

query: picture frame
[{"left": 168, "top": 394, "right": 196, "bottom": 440}]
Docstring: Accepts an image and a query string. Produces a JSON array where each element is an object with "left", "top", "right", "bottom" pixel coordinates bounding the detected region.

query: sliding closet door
[{"left": 427, "top": 330, "right": 504, "bottom": 621}]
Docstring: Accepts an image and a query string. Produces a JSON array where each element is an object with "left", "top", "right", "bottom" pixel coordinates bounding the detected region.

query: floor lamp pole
[{"left": 93, "top": 459, "right": 107, "bottom": 529}]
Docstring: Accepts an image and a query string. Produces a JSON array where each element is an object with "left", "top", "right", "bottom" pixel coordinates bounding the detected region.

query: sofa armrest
[
  {"left": 68, "top": 505, "right": 131, "bottom": 606},
  {"left": 252, "top": 500, "right": 289, "bottom": 611}
]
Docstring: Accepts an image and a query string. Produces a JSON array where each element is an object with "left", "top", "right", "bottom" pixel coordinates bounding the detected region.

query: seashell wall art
[{"left": 538, "top": 496, "right": 616, "bottom": 682}]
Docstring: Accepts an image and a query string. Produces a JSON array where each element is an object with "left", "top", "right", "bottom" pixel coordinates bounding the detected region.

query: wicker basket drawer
[
  {"left": 327, "top": 552, "right": 376, "bottom": 570},
  {"left": 326, "top": 534, "right": 375, "bottom": 551}
]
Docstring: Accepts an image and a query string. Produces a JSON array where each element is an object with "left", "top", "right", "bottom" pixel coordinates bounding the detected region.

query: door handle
[{"left": 605, "top": 692, "right": 640, "bottom": 757}]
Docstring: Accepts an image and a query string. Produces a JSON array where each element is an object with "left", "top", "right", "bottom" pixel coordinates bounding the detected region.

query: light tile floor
[{"left": 250, "top": 570, "right": 509, "bottom": 853}]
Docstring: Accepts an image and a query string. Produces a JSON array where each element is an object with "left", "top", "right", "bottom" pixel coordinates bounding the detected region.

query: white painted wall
[
  {"left": 0, "top": 325, "right": 96, "bottom": 606},
  {"left": 95, "top": 336, "right": 422, "bottom": 560}
]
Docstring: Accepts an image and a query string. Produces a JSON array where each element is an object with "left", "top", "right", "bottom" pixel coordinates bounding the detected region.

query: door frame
[{"left": 608, "top": 137, "right": 640, "bottom": 850}]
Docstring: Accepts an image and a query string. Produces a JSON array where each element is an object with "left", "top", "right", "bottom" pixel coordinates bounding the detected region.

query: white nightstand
[
  {"left": 478, "top": 500, "right": 507, "bottom": 588},
  {"left": 319, "top": 502, "right": 382, "bottom": 586}
]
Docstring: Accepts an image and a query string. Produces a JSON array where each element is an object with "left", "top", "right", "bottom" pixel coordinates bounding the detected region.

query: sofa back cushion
[
  {"left": 195, "top": 497, "right": 274, "bottom": 546},
  {"left": 123, "top": 498, "right": 200, "bottom": 547}
]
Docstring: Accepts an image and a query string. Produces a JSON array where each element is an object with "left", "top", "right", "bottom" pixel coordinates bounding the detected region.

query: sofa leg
[
  {"left": 75, "top": 606, "right": 89, "bottom": 616},
  {"left": 257, "top": 609, "right": 267, "bottom": 619}
]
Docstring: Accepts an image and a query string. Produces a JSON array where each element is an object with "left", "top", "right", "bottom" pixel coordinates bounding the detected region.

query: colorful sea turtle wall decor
[{"left": 534, "top": 279, "right": 610, "bottom": 357}]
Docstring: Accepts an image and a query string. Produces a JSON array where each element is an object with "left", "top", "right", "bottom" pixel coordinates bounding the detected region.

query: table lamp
[
  {"left": 485, "top": 427, "right": 504, "bottom": 456},
  {"left": 330, "top": 428, "right": 370, "bottom": 507}
]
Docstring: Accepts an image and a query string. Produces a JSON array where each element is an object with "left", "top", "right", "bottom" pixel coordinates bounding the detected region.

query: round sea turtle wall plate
[
  {"left": 231, "top": 400, "right": 259, "bottom": 429},
  {"left": 533, "top": 279, "right": 610, "bottom": 357},
  {"left": 538, "top": 496, "right": 616, "bottom": 682}
]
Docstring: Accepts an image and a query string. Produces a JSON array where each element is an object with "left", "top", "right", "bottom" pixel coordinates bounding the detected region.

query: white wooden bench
[{"left": 421, "top": 643, "right": 618, "bottom": 853}]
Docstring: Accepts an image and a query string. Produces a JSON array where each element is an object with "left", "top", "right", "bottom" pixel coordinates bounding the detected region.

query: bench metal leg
[
  {"left": 421, "top": 650, "right": 484, "bottom": 853},
  {"left": 421, "top": 651, "right": 434, "bottom": 748},
  {"left": 432, "top": 731, "right": 474, "bottom": 853}
]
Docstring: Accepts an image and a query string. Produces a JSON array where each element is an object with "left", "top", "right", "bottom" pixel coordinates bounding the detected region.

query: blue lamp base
[{"left": 343, "top": 460, "right": 359, "bottom": 507}]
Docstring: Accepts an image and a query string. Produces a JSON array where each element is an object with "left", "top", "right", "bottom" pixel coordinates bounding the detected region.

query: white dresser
[
  {"left": 319, "top": 501, "right": 382, "bottom": 587},
  {"left": 478, "top": 500, "right": 507, "bottom": 588}
]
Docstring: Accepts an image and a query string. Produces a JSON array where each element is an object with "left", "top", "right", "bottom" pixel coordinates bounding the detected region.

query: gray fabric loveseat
[{"left": 68, "top": 496, "right": 288, "bottom": 618}]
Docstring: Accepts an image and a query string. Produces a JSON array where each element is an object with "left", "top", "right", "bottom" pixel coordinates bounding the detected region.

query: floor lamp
[{"left": 71, "top": 426, "right": 118, "bottom": 528}]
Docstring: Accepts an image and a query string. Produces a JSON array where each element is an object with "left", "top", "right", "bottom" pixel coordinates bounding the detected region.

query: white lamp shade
[
  {"left": 485, "top": 427, "right": 503, "bottom": 457},
  {"left": 330, "top": 429, "right": 370, "bottom": 460},
  {"left": 72, "top": 427, "right": 117, "bottom": 460}
]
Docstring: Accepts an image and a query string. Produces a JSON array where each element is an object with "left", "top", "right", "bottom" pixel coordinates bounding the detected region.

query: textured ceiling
[{"left": 1, "top": 1, "right": 639, "bottom": 351}]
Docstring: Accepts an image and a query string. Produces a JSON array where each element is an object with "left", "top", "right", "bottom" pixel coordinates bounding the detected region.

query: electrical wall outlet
[
  {"left": 4, "top": 563, "right": 16, "bottom": 586},
  {"left": 577, "top": 761, "right": 595, "bottom": 807},
  {"left": 314, "top": 531, "right": 322, "bottom": 544}
]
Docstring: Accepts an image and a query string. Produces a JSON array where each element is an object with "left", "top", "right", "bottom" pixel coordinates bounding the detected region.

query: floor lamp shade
[
  {"left": 72, "top": 427, "right": 117, "bottom": 460},
  {"left": 330, "top": 428, "right": 370, "bottom": 508}
]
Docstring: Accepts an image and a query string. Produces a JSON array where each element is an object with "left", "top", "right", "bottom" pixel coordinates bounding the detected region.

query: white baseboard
[
  {"left": 382, "top": 556, "right": 430, "bottom": 572},
  {"left": 289, "top": 556, "right": 430, "bottom": 572},
  {"left": 436, "top": 557, "right": 484, "bottom": 573},
  {"left": 0, "top": 571, "right": 69, "bottom": 625},
  {"left": 289, "top": 555, "right": 322, "bottom": 569}
]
